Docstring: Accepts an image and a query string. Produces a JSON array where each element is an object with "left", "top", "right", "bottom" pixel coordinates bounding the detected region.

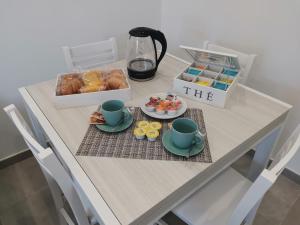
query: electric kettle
[{"left": 126, "top": 27, "right": 167, "bottom": 81}]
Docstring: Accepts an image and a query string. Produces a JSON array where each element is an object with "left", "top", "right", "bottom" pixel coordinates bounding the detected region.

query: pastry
[
  {"left": 80, "top": 70, "right": 104, "bottom": 93},
  {"left": 90, "top": 111, "right": 105, "bottom": 124},
  {"left": 79, "top": 85, "right": 100, "bottom": 93},
  {"left": 71, "top": 78, "right": 84, "bottom": 93},
  {"left": 60, "top": 82, "right": 73, "bottom": 95},
  {"left": 59, "top": 74, "right": 83, "bottom": 95},
  {"left": 82, "top": 70, "right": 102, "bottom": 85},
  {"left": 106, "top": 77, "right": 127, "bottom": 90},
  {"left": 109, "top": 69, "right": 125, "bottom": 80},
  {"left": 57, "top": 69, "right": 128, "bottom": 96}
]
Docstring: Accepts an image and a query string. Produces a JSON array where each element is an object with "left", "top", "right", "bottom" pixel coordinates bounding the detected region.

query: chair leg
[
  {"left": 60, "top": 208, "right": 76, "bottom": 225},
  {"left": 244, "top": 200, "right": 262, "bottom": 225},
  {"left": 41, "top": 167, "right": 68, "bottom": 225}
]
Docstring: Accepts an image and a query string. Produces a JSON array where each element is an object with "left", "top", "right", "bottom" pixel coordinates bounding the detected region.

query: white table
[{"left": 19, "top": 54, "right": 292, "bottom": 225}]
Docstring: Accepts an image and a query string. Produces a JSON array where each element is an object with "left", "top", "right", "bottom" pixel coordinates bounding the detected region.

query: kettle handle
[{"left": 150, "top": 30, "right": 167, "bottom": 68}]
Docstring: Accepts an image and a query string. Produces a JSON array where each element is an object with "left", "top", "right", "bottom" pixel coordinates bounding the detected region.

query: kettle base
[
  {"left": 128, "top": 76, "right": 155, "bottom": 82},
  {"left": 127, "top": 67, "right": 157, "bottom": 81}
]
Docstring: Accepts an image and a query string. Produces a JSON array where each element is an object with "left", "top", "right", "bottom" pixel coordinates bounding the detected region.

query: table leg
[
  {"left": 243, "top": 125, "right": 284, "bottom": 225},
  {"left": 247, "top": 125, "right": 282, "bottom": 181},
  {"left": 24, "top": 103, "right": 48, "bottom": 148}
]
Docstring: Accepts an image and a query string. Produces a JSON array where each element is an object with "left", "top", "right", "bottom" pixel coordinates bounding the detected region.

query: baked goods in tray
[
  {"left": 56, "top": 69, "right": 129, "bottom": 96},
  {"left": 58, "top": 73, "right": 84, "bottom": 95}
]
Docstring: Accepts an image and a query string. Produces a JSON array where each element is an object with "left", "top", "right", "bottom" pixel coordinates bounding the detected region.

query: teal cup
[
  {"left": 101, "top": 100, "right": 124, "bottom": 126},
  {"left": 171, "top": 118, "right": 204, "bottom": 149}
]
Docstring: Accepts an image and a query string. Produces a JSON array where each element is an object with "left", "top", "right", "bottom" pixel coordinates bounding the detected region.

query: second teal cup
[
  {"left": 171, "top": 118, "right": 203, "bottom": 149},
  {"left": 101, "top": 100, "right": 124, "bottom": 126}
]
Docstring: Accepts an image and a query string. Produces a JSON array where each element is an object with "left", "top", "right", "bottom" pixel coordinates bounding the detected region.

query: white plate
[{"left": 141, "top": 93, "right": 187, "bottom": 119}]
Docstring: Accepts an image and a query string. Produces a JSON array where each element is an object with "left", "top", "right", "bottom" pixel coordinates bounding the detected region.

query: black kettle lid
[{"left": 129, "top": 27, "right": 155, "bottom": 37}]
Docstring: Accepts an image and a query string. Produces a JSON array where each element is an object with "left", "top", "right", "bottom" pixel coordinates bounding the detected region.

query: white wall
[
  {"left": 0, "top": 0, "right": 161, "bottom": 159},
  {"left": 161, "top": 0, "right": 300, "bottom": 174}
]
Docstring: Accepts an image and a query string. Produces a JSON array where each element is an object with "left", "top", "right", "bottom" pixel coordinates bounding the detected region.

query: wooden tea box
[{"left": 173, "top": 45, "right": 241, "bottom": 108}]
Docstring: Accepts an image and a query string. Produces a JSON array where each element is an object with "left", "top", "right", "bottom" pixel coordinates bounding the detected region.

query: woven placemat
[{"left": 76, "top": 108, "right": 212, "bottom": 163}]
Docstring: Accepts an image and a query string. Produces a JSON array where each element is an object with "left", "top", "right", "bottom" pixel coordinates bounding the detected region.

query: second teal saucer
[{"left": 162, "top": 130, "right": 204, "bottom": 157}]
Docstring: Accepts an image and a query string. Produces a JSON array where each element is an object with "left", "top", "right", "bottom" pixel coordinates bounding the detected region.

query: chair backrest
[
  {"left": 203, "top": 40, "right": 256, "bottom": 84},
  {"left": 4, "top": 104, "right": 90, "bottom": 225},
  {"left": 62, "top": 37, "right": 118, "bottom": 71},
  {"left": 228, "top": 124, "right": 300, "bottom": 225}
]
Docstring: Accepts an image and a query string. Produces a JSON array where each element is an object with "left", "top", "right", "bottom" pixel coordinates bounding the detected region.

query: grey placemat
[{"left": 76, "top": 108, "right": 212, "bottom": 163}]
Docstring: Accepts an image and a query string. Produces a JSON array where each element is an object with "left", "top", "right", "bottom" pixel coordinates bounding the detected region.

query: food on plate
[
  {"left": 145, "top": 102, "right": 156, "bottom": 112},
  {"left": 146, "top": 129, "right": 159, "bottom": 141},
  {"left": 57, "top": 69, "right": 129, "bottom": 96},
  {"left": 89, "top": 111, "right": 105, "bottom": 124},
  {"left": 144, "top": 94, "right": 182, "bottom": 116},
  {"left": 166, "top": 104, "right": 177, "bottom": 116},
  {"left": 144, "top": 96, "right": 160, "bottom": 112},
  {"left": 134, "top": 127, "right": 146, "bottom": 140},
  {"left": 166, "top": 94, "right": 175, "bottom": 101},
  {"left": 155, "top": 105, "right": 165, "bottom": 115}
]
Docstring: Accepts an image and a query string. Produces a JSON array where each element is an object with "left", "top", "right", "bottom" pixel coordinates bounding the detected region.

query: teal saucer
[
  {"left": 96, "top": 109, "right": 133, "bottom": 133},
  {"left": 162, "top": 130, "right": 204, "bottom": 157}
]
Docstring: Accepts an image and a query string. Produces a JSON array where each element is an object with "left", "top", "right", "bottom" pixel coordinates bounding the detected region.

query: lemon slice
[{"left": 149, "top": 122, "right": 162, "bottom": 130}]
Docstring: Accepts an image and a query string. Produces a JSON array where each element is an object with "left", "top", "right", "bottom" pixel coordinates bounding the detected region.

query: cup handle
[
  {"left": 123, "top": 107, "right": 134, "bottom": 121},
  {"left": 126, "top": 106, "right": 134, "bottom": 115},
  {"left": 193, "top": 130, "right": 206, "bottom": 145}
]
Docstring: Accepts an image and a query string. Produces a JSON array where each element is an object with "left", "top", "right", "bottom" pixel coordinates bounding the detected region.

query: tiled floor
[{"left": 0, "top": 154, "right": 299, "bottom": 225}]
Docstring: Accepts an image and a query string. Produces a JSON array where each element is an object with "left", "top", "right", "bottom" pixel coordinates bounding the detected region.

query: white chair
[
  {"left": 62, "top": 37, "right": 118, "bottom": 71},
  {"left": 203, "top": 41, "right": 256, "bottom": 84},
  {"left": 171, "top": 124, "right": 300, "bottom": 225},
  {"left": 4, "top": 104, "right": 94, "bottom": 225}
]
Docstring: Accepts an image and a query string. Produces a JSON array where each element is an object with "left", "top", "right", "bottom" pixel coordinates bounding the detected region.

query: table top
[{"left": 23, "top": 54, "right": 292, "bottom": 225}]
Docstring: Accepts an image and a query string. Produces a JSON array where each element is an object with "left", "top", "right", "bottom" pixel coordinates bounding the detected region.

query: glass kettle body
[{"left": 126, "top": 27, "right": 167, "bottom": 81}]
